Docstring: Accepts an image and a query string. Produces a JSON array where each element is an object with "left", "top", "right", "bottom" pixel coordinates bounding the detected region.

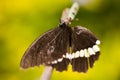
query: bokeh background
[{"left": 0, "top": 0, "right": 120, "bottom": 80}]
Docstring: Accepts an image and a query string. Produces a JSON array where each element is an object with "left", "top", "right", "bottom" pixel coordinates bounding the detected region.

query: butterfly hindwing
[{"left": 71, "top": 26, "right": 100, "bottom": 72}]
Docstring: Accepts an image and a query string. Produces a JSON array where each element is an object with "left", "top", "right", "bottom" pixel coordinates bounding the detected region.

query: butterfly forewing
[
  {"left": 20, "top": 27, "right": 60, "bottom": 68},
  {"left": 20, "top": 25, "right": 71, "bottom": 71},
  {"left": 71, "top": 26, "right": 100, "bottom": 72}
]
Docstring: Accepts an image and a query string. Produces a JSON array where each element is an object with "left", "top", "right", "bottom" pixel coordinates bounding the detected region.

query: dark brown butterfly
[{"left": 20, "top": 22, "right": 100, "bottom": 73}]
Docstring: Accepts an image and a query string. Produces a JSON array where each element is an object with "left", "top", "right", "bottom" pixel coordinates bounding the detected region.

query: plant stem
[{"left": 40, "top": 66, "right": 53, "bottom": 80}]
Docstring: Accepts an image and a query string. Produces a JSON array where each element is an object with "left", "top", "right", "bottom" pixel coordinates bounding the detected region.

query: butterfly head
[{"left": 59, "top": 21, "right": 71, "bottom": 29}]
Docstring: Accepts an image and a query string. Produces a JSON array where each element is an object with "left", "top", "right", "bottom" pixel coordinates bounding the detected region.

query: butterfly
[{"left": 20, "top": 22, "right": 100, "bottom": 73}]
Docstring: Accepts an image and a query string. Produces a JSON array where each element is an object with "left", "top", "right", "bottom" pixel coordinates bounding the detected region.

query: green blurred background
[{"left": 0, "top": 0, "right": 120, "bottom": 80}]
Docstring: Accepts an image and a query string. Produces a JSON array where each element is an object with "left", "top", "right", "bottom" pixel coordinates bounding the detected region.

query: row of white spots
[
  {"left": 64, "top": 40, "right": 100, "bottom": 59},
  {"left": 47, "top": 58, "right": 63, "bottom": 64},
  {"left": 65, "top": 45, "right": 100, "bottom": 59},
  {"left": 48, "top": 40, "right": 100, "bottom": 64}
]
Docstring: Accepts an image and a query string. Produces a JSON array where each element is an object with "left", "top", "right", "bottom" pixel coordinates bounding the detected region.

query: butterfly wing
[
  {"left": 20, "top": 27, "right": 60, "bottom": 68},
  {"left": 20, "top": 26, "right": 70, "bottom": 71},
  {"left": 71, "top": 26, "right": 100, "bottom": 72}
]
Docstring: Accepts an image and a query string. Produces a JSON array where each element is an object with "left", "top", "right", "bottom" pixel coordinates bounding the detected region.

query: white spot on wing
[
  {"left": 66, "top": 53, "right": 71, "bottom": 59},
  {"left": 47, "top": 46, "right": 55, "bottom": 54},
  {"left": 75, "top": 51, "right": 80, "bottom": 58},
  {"left": 66, "top": 53, "right": 69, "bottom": 58},
  {"left": 93, "top": 45, "right": 100, "bottom": 52},
  {"left": 88, "top": 48, "right": 95, "bottom": 55},
  {"left": 54, "top": 60, "right": 57, "bottom": 63},
  {"left": 79, "top": 50, "right": 84, "bottom": 57},
  {"left": 63, "top": 55, "right": 66, "bottom": 58},
  {"left": 76, "top": 30, "right": 82, "bottom": 35},
  {"left": 58, "top": 58, "right": 63, "bottom": 62},
  {"left": 49, "top": 58, "right": 63, "bottom": 64},
  {"left": 51, "top": 60, "right": 57, "bottom": 64},
  {"left": 69, "top": 54, "right": 72, "bottom": 59},
  {"left": 96, "top": 40, "right": 101, "bottom": 45},
  {"left": 84, "top": 49, "right": 89, "bottom": 57}
]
